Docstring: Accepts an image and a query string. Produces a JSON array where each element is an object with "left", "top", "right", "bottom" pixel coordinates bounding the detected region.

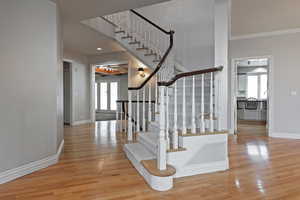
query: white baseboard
[
  {"left": 270, "top": 132, "right": 300, "bottom": 139},
  {"left": 72, "top": 119, "right": 92, "bottom": 126},
  {"left": 0, "top": 140, "right": 64, "bottom": 184}
]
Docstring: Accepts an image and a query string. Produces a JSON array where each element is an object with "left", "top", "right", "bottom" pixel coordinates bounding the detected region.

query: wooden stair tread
[
  {"left": 141, "top": 159, "right": 176, "bottom": 177},
  {"left": 179, "top": 131, "right": 228, "bottom": 137},
  {"left": 167, "top": 147, "right": 187, "bottom": 153}
]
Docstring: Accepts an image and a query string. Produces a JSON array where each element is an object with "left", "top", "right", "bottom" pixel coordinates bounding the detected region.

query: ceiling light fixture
[{"left": 97, "top": 48, "right": 102, "bottom": 51}]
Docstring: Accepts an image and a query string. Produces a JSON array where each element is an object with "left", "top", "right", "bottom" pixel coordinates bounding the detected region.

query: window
[
  {"left": 95, "top": 83, "right": 98, "bottom": 110},
  {"left": 110, "top": 82, "right": 118, "bottom": 110},
  {"left": 100, "top": 82, "right": 108, "bottom": 110},
  {"left": 246, "top": 74, "right": 268, "bottom": 99},
  {"left": 260, "top": 74, "right": 268, "bottom": 99},
  {"left": 95, "top": 81, "right": 119, "bottom": 111},
  {"left": 247, "top": 75, "right": 258, "bottom": 99}
]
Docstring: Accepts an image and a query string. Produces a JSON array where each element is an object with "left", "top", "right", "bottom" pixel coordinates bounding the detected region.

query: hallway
[{"left": 1, "top": 121, "right": 300, "bottom": 199}]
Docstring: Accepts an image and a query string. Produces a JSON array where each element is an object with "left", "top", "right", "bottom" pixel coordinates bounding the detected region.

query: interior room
[
  {"left": 235, "top": 58, "right": 269, "bottom": 136},
  {"left": 94, "top": 64, "right": 128, "bottom": 121}
]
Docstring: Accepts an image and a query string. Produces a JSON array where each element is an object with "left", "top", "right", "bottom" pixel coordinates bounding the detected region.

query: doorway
[
  {"left": 231, "top": 57, "right": 273, "bottom": 136},
  {"left": 63, "top": 61, "right": 72, "bottom": 125}
]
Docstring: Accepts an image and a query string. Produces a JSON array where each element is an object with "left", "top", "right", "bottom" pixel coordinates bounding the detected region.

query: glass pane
[
  {"left": 95, "top": 83, "right": 98, "bottom": 110},
  {"left": 100, "top": 82, "right": 108, "bottom": 110},
  {"left": 110, "top": 82, "right": 118, "bottom": 110},
  {"left": 247, "top": 75, "right": 258, "bottom": 99},
  {"left": 260, "top": 74, "right": 268, "bottom": 99}
]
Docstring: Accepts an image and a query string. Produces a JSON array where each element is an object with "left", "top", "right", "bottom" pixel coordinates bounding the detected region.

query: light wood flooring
[{"left": 1, "top": 121, "right": 300, "bottom": 200}]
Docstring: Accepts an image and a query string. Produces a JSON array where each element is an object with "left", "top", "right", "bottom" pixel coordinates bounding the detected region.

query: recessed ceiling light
[{"left": 97, "top": 48, "right": 102, "bottom": 51}]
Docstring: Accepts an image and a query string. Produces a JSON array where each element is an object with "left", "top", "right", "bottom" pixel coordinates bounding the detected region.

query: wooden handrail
[
  {"left": 158, "top": 66, "right": 223, "bottom": 87},
  {"left": 128, "top": 31, "right": 174, "bottom": 90},
  {"left": 127, "top": 9, "right": 175, "bottom": 91},
  {"left": 130, "top": 9, "right": 172, "bottom": 35}
]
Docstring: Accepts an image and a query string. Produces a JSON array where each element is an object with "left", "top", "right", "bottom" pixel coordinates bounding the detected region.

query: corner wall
[
  {"left": 230, "top": 33, "right": 300, "bottom": 135},
  {"left": 0, "top": 0, "right": 61, "bottom": 173}
]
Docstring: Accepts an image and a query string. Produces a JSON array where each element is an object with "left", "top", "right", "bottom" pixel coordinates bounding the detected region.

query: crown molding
[{"left": 230, "top": 28, "right": 300, "bottom": 41}]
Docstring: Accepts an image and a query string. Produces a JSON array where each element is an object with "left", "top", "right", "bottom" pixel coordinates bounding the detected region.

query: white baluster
[
  {"left": 136, "top": 90, "right": 140, "bottom": 132},
  {"left": 128, "top": 91, "right": 133, "bottom": 141},
  {"left": 166, "top": 87, "right": 170, "bottom": 150},
  {"left": 155, "top": 77, "right": 158, "bottom": 116},
  {"left": 120, "top": 103, "right": 123, "bottom": 132},
  {"left": 158, "top": 86, "right": 167, "bottom": 170},
  {"left": 116, "top": 103, "right": 119, "bottom": 132},
  {"left": 209, "top": 72, "right": 214, "bottom": 132},
  {"left": 148, "top": 82, "right": 152, "bottom": 122},
  {"left": 191, "top": 76, "right": 196, "bottom": 134},
  {"left": 173, "top": 82, "right": 178, "bottom": 149},
  {"left": 182, "top": 78, "right": 187, "bottom": 135},
  {"left": 143, "top": 87, "right": 146, "bottom": 131},
  {"left": 201, "top": 74, "right": 205, "bottom": 133}
]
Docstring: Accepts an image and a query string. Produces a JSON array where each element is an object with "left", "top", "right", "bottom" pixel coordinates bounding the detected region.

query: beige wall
[
  {"left": 231, "top": 0, "right": 300, "bottom": 37},
  {"left": 0, "top": 0, "right": 61, "bottom": 172}
]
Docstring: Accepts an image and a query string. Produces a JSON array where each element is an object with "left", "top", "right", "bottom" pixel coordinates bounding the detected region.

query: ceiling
[{"left": 59, "top": 0, "right": 170, "bottom": 57}]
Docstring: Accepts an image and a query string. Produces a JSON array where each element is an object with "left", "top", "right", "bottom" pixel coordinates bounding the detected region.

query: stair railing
[
  {"left": 103, "top": 10, "right": 175, "bottom": 170},
  {"left": 157, "top": 66, "right": 224, "bottom": 151},
  {"left": 116, "top": 100, "right": 155, "bottom": 134}
]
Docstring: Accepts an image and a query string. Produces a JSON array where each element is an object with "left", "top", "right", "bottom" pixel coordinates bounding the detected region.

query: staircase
[{"left": 83, "top": 10, "right": 229, "bottom": 191}]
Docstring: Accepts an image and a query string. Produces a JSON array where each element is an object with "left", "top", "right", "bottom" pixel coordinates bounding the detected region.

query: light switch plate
[{"left": 291, "top": 91, "right": 297, "bottom": 96}]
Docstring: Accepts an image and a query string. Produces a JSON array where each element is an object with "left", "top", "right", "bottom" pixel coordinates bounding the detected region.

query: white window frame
[
  {"left": 95, "top": 80, "right": 120, "bottom": 112},
  {"left": 246, "top": 73, "right": 268, "bottom": 100}
]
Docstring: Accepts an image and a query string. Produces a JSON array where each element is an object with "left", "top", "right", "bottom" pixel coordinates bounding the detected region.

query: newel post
[{"left": 158, "top": 86, "right": 167, "bottom": 170}]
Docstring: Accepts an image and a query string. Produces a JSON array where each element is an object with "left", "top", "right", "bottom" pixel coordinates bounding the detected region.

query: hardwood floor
[{"left": 1, "top": 121, "right": 300, "bottom": 199}]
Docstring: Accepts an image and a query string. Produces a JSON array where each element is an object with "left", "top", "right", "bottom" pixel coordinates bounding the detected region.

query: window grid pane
[
  {"left": 100, "top": 82, "right": 108, "bottom": 110},
  {"left": 110, "top": 82, "right": 118, "bottom": 110}
]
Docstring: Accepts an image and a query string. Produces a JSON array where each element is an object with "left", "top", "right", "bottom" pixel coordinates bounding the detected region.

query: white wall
[
  {"left": 231, "top": 0, "right": 300, "bottom": 37},
  {"left": 64, "top": 50, "right": 91, "bottom": 124},
  {"left": 230, "top": 0, "right": 300, "bottom": 135},
  {"left": 0, "top": 0, "right": 61, "bottom": 172},
  {"left": 230, "top": 33, "right": 300, "bottom": 134},
  {"left": 137, "top": 0, "right": 215, "bottom": 70}
]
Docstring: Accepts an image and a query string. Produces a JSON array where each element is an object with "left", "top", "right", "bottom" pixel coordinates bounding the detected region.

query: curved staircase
[{"left": 82, "top": 9, "right": 229, "bottom": 191}]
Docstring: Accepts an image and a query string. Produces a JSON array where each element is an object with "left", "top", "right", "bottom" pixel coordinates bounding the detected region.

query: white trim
[
  {"left": 0, "top": 140, "right": 64, "bottom": 184},
  {"left": 72, "top": 119, "right": 92, "bottom": 126},
  {"left": 231, "top": 28, "right": 300, "bottom": 41},
  {"left": 230, "top": 56, "right": 274, "bottom": 135},
  {"left": 270, "top": 133, "right": 300, "bottom": 139}
]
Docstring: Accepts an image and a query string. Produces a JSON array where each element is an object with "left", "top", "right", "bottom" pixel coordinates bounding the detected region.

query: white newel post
[
  {"left": 143, "top": 87, "right": 146, "bottom": 131},
  {"left": 128, "top": 91, "right": 133, "bottom": 141},
  {"left": 173, "top": 82, "right": 178, "bottom": 149},
  {"left": 166, "top": 87, "right": 170, "bottom": 150},
  {"left": 200, "top": 74, "right": 205, "bottom": 133},
  {"left": 191, "top": 76, "right": 196, "bottom": 134},
  {"left": 148, "top": 82, "right": 152, "bottom": 122},
  {"left": 137, "top": 90, "right": 140, "bottom": 132},
  {"left": 182, "top": 78, "right": 187, "bottom": 135},
  {"left": 158, "top": 86, "right": 167, "bottom": 170},
  {"left": 209, "top": 72, "right": 214, "bottom": 132}
]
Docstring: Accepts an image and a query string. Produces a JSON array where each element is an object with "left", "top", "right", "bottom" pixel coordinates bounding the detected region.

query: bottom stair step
[
  {"left": 124, "top": 143, "right": 174, "bottom": 191},
  {"left": 124, "top": 143, "right": 155, "bottom": 162}
]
